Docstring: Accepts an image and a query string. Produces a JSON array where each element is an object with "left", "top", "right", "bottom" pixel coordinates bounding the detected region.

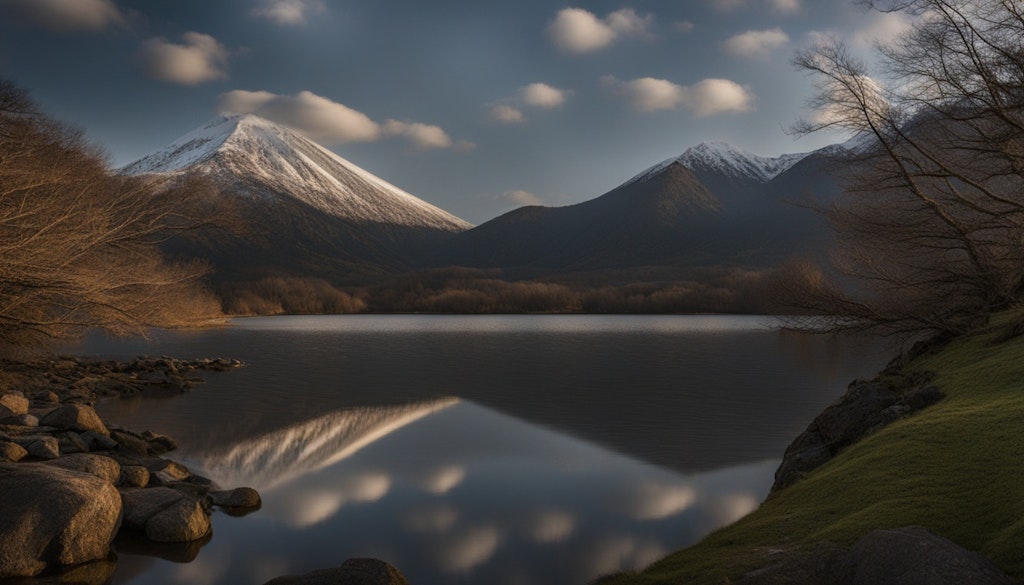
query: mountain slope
[
  {"left": 436, "top": 142, "right": 837, "bottom": 274},
  {"left": 123, "top": 114, "right": 471, "bottom": 283}
]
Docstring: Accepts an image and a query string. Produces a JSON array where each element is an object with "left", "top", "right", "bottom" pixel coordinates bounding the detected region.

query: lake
[{"left": 70, "top": 315, "right": 892, "bottom": 585}]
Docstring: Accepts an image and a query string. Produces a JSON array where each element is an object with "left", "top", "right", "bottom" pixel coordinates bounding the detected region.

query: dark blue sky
[{"left": 0, "top": 0, "right": 907, "bottom": 223}]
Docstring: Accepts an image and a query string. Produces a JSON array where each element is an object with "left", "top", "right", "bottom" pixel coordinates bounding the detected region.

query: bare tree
[
  {"left": 0, "top": 79, "right": 221, "bottom": 350},
  {"left": 786, "top": 0, "right": 1024, "bottom": 336}
]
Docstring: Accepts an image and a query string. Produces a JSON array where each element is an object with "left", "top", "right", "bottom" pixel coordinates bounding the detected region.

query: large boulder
[
  {"left": 264, "top": 558, "right": 410, "bottom": 585},
  {"left": 40, "top": 404, "right": 109, "bottom": 437},
  {"left": 736, "top": 527, "right": 1019, "bottom": 585},
  {"left": 833, "top": 527, "right": 1020, "bottom": 585},
  {"left": 210, "top": 487, "right": 262, "bottom": 509},
  {"left": 0, "top": 463, "right": 122, "bottom": 578},
  {"left": 120, "top": 487, "right": 211, "bottom": 543},
  {"left": 44, "top": 454, "right": 121, "bottom": 484}
]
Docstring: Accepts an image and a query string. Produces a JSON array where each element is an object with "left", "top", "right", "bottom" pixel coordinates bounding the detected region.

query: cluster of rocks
[
  {"left": 264, "top": 558, "right": 410, "bottom": 585},
  {"left": 771, "top": 373, "right": 945, "bottom": 492},
  {"left": 0, "top": 356, "right": 256, "bottom": 581}
]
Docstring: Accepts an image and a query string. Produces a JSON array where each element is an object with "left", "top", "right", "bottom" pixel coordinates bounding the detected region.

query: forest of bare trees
[
  {"left": 0, "top": 79, "right": 221, "bottom": 352},
  {"left": 783, "top": 0, "right": 1024, "bottom": 336}
]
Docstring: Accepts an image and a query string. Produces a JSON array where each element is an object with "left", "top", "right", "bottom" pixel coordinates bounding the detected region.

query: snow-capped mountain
[
  {"left": 435, "top": 140, "right": 838, "bottom": 273},
  {"left": 124, "top": 114, "right": 470, "bottom": 233},
  {"left": 623, "top": 141, "right": 810, "bottom": 188}
]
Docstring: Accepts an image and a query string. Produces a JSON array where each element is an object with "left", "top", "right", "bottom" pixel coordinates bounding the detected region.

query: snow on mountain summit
[
  {"left": 123, "top": 114, "right": 471, "bottom": 232},
  {"left": 623, "top": 141, "right": 810, "bottom": 188}
]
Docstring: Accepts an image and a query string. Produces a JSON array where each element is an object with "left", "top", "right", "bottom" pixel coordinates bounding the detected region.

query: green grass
[{"left": 603, "top": 310, "right": 1024, "bottom": 585}]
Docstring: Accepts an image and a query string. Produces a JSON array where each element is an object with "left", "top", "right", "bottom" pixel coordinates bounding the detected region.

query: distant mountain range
[
  {"left": 438, "top": 141, "right": 840, "bottom": 275},
  {"left": 125, "top": 114, "right": 845, "bottom": 295}
]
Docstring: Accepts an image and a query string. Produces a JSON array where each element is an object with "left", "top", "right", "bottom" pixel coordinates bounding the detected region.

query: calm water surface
[{"left": 70, "top": 315, "right": 891, "bottom": 585}]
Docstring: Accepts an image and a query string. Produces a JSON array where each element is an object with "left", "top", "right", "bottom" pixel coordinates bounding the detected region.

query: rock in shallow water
[
  {"left": 263, "top": 558, "right": 410, "bottom": 585},
  {"left": 210, "top": 487, "right": 261, "bottom": 509},
  {"left": 120, "top": 487, "right": 211, "bottom": 543},
  {"left": 0, "top": 463, "right": 122, "bottom": 578}
]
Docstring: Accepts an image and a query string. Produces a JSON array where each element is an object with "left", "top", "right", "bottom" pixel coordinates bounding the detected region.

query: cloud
[
  {"left": 488, "top": 104, "right": 526, "bottom": 124},
  {"left": 852, "top": 10, "right": 914, "bottom": 48},
  {"left": 547, "top": 7, "right": 653, "bottom": 54},
  {"left": 218, "top": 89, "right": 381, "bottom": 143},
  {"left": 519, "top": 83, "right": 569, "bottom": 109},
  {"left": 140, "top": 32, "right": 229, "bottom": 85},
  {"left": 711, "top": 0, "right": 800, "bottom": 12},
  {"left": 498, "top": 190, "right": 546, "bottom": 207},
  {"left": 251, "top": 0, "right": 324, "bottom": 25},
  {"left": 384, "top": 119, "right": 456, "bottom": 150},
  {"left": 725, "top": 28, "right": 790, "bottom": 59},
  {"left": 488, "top": 83, "right": 570, "bottom": 125},
  {"left": 0, "top": 0, "right": 124, "bottom": 31},
  {"left": 604, "top": 75, "right": 755, "bottom": 116},
  {"left": 402, "top": 504, "right": 459, "bottom": 534}
]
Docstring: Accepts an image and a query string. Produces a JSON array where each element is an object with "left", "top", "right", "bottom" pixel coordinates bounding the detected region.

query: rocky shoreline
[{"left": 0, "top": 356, "right": 259, "bottom": 582}]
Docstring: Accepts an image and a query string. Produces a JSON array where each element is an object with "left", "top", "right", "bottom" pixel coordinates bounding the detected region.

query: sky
[{"left": 0, "top": 0, "right": 911, "bottom": 224}]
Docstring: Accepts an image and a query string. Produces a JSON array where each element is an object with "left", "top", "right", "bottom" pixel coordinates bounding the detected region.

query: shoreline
[{"left": 0, "top": 355, "right": 258, "bottom": 582}]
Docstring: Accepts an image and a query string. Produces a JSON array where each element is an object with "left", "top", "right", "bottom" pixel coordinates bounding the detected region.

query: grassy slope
[{"left": 605, "top": 311, "right": 1024, "bottom": 584}]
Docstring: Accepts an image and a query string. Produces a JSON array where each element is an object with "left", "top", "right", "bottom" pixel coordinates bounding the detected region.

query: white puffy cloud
[
  {"left": 607, "top": 76, "right": 686, "bottom": 112},
  {"left": 218, "top": 89, "right": 381, "bottom": 143},
  {"left": 1, "top": 0, "right": 124, "bottom": 31},
  {"left": 547, "top": 7, "right": 653, "bottom": 54},
  {"left": 687, "top": 78, "right": 756, "bottom": 116},
  {"left": 519, "top": 82, "right": 568, "bottom": 109},
  {"left": 498, "top": 190, "right": 546, "bottom": 207},
  {"left": 488, "top": 82, "right": 570, "bottom": 125},
  {"left": 251, "top": 0, "right": 324, "bottom": 25},
  {"left": 384, "top": 119, "right": 455, "bottom": 150},
  {"left": 852, "top": 10, "right": 914, "bottom": 48},
  {"left": 604, "top": 75, "right": 755, "bottom": 117},
  {"left": 140, "top": 32, "right": 229, "bottom": 85},
  {"left": 488, "top": 104, "right": 526, "bottom": 124},
  {"left": 725, "top": 28, "right": 790, "bottom": 59}
]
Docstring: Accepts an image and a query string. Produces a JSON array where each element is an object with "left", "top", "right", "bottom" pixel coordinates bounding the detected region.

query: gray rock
[
  {"left": 735, "top": 527, "right": 1019, "bottom": 585},
  {"left": 773, "top": 379, "right": 945, "bottom": 492},
  {"left": 120, "top": 484, "right": 211, "bottom": 542},
  {"left": 151, "top": 460, "right": 191, "bottom": 484},
  {"left": 110, "top": 429, "right": 150, "bottom": 455},
  {"left": 142, "top": 431, "right": 177, "bottom": 454},
  {"left": 58, "top": 430, "right": 91, "bottom": 454},
  {"left": 31, "top": 390, "right": 60, "bottom": 404},
  {"left": 0, "top": 413, "right": 38, "bottom": 427},
  {"left": 0, "top": 463, "right": 122, "bottom": 578},
  {"left": 81, "top": 430, "right": 118, "bottom": 451},
  {"left": 44, "top": 454, "right": 121, "bottom": 484},
  {"left": 0, "top": 393, "right": 29, "bottom": 416},
  {"left": 39, "top": 404, "right": 109, "bottom": 437},
  {"left": 118, "top": 465, "right": 150, "bottom": 488},
  {"left": 210, "top": 487, "right": 261, "bottom": 509},
  {"left": 17, "top": 436, "right": 60, "bottom": 460},
  {"left": 264, "top": 558, "right": 410, "bottom": 585},
  {"left": 834, "top": 527, "right": 1020, "bottom": 585},
  {"left": 0, "top": 441, "right": 28, "bottom": 462},
  {"left": 121, "top": 487, "right": 184, "bottom": 531},
  {"left": 145, "top": 495, "right": 211, "bottom": 543}
]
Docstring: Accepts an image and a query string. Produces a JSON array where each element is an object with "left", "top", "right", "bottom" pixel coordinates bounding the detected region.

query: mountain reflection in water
[{"left": 76, "top": 315, "right": 891, "bottom": 585}]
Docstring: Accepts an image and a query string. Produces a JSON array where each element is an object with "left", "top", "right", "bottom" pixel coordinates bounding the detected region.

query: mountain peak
[
  {"left": 622, "top": 141, "right": 810, "bottom": 189},
  {"left": 121, "top": 114, "right": 471, "bottom": 232}
]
